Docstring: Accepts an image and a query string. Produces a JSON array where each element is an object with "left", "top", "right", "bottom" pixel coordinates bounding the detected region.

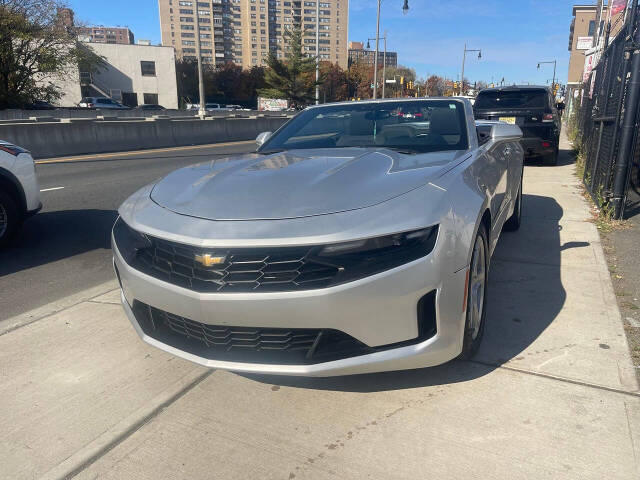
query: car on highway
[
  {"left": 186, "top": 103, "right": 223, "bottom": 111},
  {"left": 134, "top": 104, "right": 166, "bottom": 111},
  {"left": 0, "top": 141, "right": 41, "bottom": 248},
  {"left": 474, "top": 85, "right": 560, "bottom": 165},
  {"left": 78, "top": 97, "right": 130, "bottom": 109},
  {"left": 112, "top": 98, "right": 524, "bottom": 376}
]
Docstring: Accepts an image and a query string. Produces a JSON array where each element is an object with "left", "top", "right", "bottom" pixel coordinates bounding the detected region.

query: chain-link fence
[{"left": 575, "top": 2, "right": 640, "bottom": 218}]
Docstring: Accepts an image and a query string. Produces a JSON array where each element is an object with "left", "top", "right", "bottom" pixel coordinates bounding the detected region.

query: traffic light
[{"left": 400, "top": 76, "right": 404, "bottom": 85}]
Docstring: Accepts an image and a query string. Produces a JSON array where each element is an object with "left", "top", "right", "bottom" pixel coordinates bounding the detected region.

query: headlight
[
  {"left": 112, "top": 217, "right": 151, "bottom": 263},
  {"left": 315, "top": 226, "right": 438, "bottom": 283}
]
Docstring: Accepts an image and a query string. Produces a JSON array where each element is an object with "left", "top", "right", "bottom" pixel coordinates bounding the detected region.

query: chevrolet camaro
[{"left": 112, "top": 98, "right": 524, "bottom": 376}]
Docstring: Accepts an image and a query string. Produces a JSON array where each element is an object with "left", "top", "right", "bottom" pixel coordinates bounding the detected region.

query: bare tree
[{"left": 0, "top": 0, "right": 102, "bottom": 108}]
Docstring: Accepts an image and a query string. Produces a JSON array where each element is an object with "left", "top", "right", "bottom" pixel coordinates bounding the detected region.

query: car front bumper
[{"left": 113, "top": 239, "right": 467, "bottom": 377}]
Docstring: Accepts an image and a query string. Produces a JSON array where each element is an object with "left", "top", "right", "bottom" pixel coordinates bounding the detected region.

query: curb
[{"left": 0, "top": 280, "right": 119, "bottom": 337}]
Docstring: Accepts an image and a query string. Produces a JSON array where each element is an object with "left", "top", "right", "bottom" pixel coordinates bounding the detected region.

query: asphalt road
[{"left": 0, "top": 141, "right": 255, "bottom": 321}]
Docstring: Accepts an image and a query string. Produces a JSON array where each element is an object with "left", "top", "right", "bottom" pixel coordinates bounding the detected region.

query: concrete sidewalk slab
[
  {"left": 0, "top": 296, "right": 206, "bottom": 480},
  {"left": 475, "top": 136, "right": 638, "bottom": 393},
  {"left": 74, "top": 367, "right": 640, "bottom": 480}
]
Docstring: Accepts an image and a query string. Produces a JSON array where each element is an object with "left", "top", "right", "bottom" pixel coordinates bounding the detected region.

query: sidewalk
[{"left": 1, "top": 133, "right": 638, "bottom": 480}]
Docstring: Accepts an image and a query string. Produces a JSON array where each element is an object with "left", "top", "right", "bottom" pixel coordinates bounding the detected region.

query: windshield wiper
[
  {"left": 257, "top": 148, "right": 285, "bottom": 155},
  {"left": 383, "top": 147, "right": 423, "bottom": 154}
]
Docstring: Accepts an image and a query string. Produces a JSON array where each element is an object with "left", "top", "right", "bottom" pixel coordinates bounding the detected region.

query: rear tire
[
  {"left": 542, "top": 144, "right": 559, "bottom": 166},
  {"left": 503, "top": 177, "right": 523, "bottom": 231},
  {"left": 0, "top": 190, "right": 20, "bottom": 249},
  {"left": 458, "top": 224, "right": 489, "bottom": 360}
]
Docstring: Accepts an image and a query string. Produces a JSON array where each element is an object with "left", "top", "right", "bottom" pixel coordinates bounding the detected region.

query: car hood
[{"left": 150, "top": 148, "right": 468, "bottom": 221}]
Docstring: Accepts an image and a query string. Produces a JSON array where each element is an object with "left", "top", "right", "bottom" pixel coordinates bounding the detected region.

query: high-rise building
[
  {"left": 77, "top": 26, "right": 135, "bottom": 45},
  {"left": 158, "top": 0, "right": 349, "bottom": 69}
]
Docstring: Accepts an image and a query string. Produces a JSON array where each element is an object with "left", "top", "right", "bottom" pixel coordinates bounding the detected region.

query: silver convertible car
[{"left": 112, "top": 98, "right": 524, "bottom": 376}]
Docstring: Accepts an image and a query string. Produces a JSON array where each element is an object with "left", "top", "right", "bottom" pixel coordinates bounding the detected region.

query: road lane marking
[
  {"left": 35, "top": 140, "right": 256, "bottom": 165},
  {"left": 40, "top": 186, "right": 65, "bottom": 192}
]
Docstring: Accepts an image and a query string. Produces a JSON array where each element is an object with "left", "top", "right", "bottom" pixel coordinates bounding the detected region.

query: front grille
[
  {"left": 131, "top": 291, "right": 437, "bottom": 365},
  {"left": 136, "top": 237, "right": 340, "bottom": 293},
  {"left": 132, "top": 301, "right": 374, "bottom": 365},
  {"left": 113, "top": 217, "right": 438, "bottom": 294}
]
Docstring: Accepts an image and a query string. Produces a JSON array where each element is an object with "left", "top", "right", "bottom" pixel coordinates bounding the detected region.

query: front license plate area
[{"left": 499, "top": 116, "right": 516, "bottom": 124}]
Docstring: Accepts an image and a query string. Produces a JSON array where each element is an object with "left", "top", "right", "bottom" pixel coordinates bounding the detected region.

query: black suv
[{"left": 474, "top": 86, "right": 561, "bottom": 165}]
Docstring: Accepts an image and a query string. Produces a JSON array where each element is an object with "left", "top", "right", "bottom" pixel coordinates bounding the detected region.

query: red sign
[{"left": 611, "top": 0, "right": 627, "bottom": 16}]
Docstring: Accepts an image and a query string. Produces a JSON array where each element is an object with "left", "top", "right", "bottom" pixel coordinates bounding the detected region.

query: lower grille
[{"left": 131, "top": 291, "right": 437, "bottom": 365}]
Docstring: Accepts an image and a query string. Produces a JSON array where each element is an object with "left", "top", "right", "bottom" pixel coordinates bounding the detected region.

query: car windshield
[
  {"left": 474, "top": 90, "right": 548, "bottom": 110},
  {"left": 259, "top": 100, "right": 469, "bottom": 154}
]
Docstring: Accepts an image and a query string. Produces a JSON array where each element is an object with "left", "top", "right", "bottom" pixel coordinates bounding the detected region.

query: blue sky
[{"left": 67, "top": 0, "right": 589, "bottom": 86}]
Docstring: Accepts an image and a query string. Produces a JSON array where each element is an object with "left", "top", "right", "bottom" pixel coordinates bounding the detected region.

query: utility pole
[
  {"left": 195, "top": 11, "right": 206, "bottom": 119},
  {"left": 315, "top": 0, "right": 320, "bottom": 104},
  {"left": 382, "top": 33, "right": 387, "bottom": 99},
  {"left": 369, "top": 34, "right": 387, "bottom": 98},
  {"left": 372, "top": 0, "right": 381, "bottom": 99}
]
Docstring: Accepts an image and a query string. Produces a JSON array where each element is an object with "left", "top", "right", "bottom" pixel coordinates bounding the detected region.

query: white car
[
  {"left": 0, "top": 141, "right": 41, "bottom": 248},
  {"left": 78, "top": 97, "right": 129, "bottom": 109}
]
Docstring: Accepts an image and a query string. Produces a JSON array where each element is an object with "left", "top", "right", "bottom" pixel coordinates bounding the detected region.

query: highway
[{"left": 0, "top": 141, "right": 255, "bottom": 321}]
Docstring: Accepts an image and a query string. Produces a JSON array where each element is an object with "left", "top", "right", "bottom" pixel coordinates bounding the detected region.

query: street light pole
[
  {"left": 460, "top": 43, "right": 482, "bottom": 95},
  {"left": 195, "top": 10, "right": 206, "bottom": 119},
  {"left": 315, "top": 0, "right": 319, "bottom": 104},
  {"left": 372, "top": 0, "right": 409, "bottom": 100},
  {"left": 537, "top": 60, "right": 557, "bottom": 93}
]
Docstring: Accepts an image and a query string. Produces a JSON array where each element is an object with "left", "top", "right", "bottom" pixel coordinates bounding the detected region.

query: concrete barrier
[
  {"left": 0, "top": 115, "right": 293, "bottom": 159},
  {"left": 0, "top": 108, "right": 295, "bottom": 121}
]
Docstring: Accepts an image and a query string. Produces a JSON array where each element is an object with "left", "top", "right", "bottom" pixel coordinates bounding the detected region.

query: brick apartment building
[{"left": 347, "top": 41, "right": 398, "bottom": 69}]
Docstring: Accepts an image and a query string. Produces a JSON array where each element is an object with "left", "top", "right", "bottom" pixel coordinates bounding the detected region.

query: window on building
[
  {"left": 143, "top": 93, "right": 159, "bottom": 105},
  {"left": 140, "top": 61, "right": 156, "bottom": 76},
  {"left": 121, "top": 92, "right": 138, "bottom": 107}
]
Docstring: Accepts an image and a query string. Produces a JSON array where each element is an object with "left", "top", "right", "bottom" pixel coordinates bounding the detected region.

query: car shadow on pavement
[
  {"left": 242, "top": 194, "right": 587, "bottom": 393},
  {"left": 0, "top": 209, "right": 118, "bottom": 277}
]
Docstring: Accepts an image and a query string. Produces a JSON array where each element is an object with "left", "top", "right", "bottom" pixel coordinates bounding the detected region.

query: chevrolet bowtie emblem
[{"left": 194, "top": 253, "right": 226, "bottom": 267}]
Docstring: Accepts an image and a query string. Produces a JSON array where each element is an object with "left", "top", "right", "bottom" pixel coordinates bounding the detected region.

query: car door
[{"left": 490, "top": 141, "right": 510, "bottom": 228}]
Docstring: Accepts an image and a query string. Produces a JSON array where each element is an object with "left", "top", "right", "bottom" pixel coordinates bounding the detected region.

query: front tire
[
  {"left": 459, "top": 224, "right": 489, "bottom": 360},
  {"left": 0, "top": 190, "right": 20, "bottom": 249}
]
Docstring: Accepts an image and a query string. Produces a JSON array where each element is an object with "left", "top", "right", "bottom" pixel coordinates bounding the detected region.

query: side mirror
[
  {"left": 256, "top": 131, "right": 272, "bottom": 147},
  {"left": 491, "top": 123, "right": 522, "bottom": 141}
]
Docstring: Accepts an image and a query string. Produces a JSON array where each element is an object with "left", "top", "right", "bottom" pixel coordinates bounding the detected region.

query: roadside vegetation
[{"left": 0, "top": 0, "right": 103, "bottom": 109}]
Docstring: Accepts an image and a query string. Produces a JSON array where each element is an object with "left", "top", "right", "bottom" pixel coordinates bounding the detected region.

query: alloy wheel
[{"left": 468, "top": 234, "right": 486, "bottom": 340}]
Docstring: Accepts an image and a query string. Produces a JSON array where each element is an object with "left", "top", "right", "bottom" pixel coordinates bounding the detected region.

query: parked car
[
  {"left": 134, "top": 104, "right": 166, "bottom": 111},
  {"left": 78, "top": 97, "right": 129, "bottom": 109},
  {"left": 24, "top": 100, "right": 57, "bottom": 110},
  {"left": 0, "top": 141, "right": 41, "bottom": 248},
  {"left": 185, "top": 103, "right": 222, "bottom": 111},
  {"left": 112, "top": 98, "right": 524, "bottom": 376},
  {"left": 224, "top": 104, "right": 243, "bottom": 110},
  {"left": 473, "top": 85, "right": 560, "bottom": 165}
]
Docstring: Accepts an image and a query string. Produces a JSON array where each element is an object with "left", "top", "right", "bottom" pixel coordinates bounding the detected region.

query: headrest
[{"left": 430, "top": 108, "right": 461, "bottom": 135}]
